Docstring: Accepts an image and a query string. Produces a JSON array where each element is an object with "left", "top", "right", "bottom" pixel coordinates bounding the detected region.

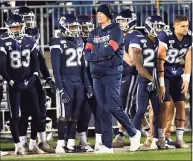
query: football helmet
[
  {"left": 77, "top": 15, "right": 94, "bottom": 38},
  {"left": 5, "top": 14, "right": 25, "bottom": 40},
  {"left": 116, "top": 9, "right": 137, "bottom": 31},
  {"left": 58, "top": 14, "right": 81, "bottom": 37},
  {"left": 14, "top": 6, "right": 35, "bottom": 28},
  {"left": 144, "top": 15, "right": 165, "bottom": 37}
]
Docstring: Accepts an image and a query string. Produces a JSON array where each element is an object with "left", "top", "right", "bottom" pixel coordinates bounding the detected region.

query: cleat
[
  {"left": 81, "top": 143, "right": 94, "bottom": 152},
  {"left": 94, "top": 143, "right": 103, "bottom": 151},
  {"left": 0, "top": 151, "right": 9, "bottom": 156},
  {"left": 94, "top": 145, "right": 113, "bottom": 154},
  {"left": 15, "top": 147, "right": 25, "bottom": 155},
  {"left": 29, "top": 145, "right": 45, "bottom": 154},
  {"left": 38, "top": 141, "right": 55, "bottom": 153},
  {"left": 55, "top": 145, "right": 65, "bottom": 154},
  {"left": 150, "top": 138, "right": 158, "bottom": 150},
  {"left": 175, "top": 140, "right": 189, "bottom": 148},
  {"left": 130, "top": 130, "right": 141, "bottom": 152},
  {"left": 22, "top": 143, "right": 30, "bottom": 153},
  {"left": 64, "top": 146, "right": 76, "bottom": 153},
  {"left": 112, "top": 135, "right": 125, "bottom": 148},
  {"left": 156, "top": 138, "right": 166, "bottom": 149}
]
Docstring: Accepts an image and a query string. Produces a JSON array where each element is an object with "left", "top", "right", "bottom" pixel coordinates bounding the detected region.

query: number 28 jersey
[
  {"left": 158, "top": 30, "right": 192, "bottom": 77},
  {"left": 130, "top": 35, "right": 158, "bottom": 82},
  {"left": 49, "top": 36, "right": 84, "bottom": 76}
]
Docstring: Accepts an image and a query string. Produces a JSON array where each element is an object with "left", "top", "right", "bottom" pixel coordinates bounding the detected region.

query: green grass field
[{"left": 1, "top": 132, "right": 192, "bottom": 160}]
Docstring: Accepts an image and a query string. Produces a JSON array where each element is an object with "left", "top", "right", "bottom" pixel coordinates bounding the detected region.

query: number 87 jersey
[{"left": 158, "top": 29, "right": 192, "bottom": 77}]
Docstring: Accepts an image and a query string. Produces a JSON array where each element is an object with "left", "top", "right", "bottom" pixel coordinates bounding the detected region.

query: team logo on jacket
[{"left": 94, "top": 35, "right": 110, "bottom": 43}]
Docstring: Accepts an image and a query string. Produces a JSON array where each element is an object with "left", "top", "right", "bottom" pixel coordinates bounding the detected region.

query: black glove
[
  {"left": 59, "top": 89, "right": 71, "bottom": 104},
  {"left": 87, "top": 87, "right": 94, "bottom": 99},
  {"left": 147, "top": 82, "right": 156, "bottom": 92},
  {"left": 25, "top": 75, "right": 37, "bottom": 89},
  {"left": 45, "top": 77, "right": 56, "bottom": 88}
]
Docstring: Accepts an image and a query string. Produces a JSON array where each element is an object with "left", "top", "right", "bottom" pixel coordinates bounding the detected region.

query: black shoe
[{"left": 38, "top": 141, "right": 55, "bottom": 153}]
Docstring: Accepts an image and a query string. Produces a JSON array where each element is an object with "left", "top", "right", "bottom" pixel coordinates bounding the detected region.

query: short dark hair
[{"left": 175, "top": 16, "right": 188, "bottom": 23}]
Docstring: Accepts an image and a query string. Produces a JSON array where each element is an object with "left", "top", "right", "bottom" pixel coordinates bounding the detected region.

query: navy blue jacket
[{"left": 84, "top": 23, "right": 124, "bottom": 77}]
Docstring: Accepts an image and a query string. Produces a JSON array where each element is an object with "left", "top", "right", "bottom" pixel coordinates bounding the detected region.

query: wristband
[
  {"left": 159, "top": 77, "right": 165, "bottom": 87},
  {"left": 183, "top": 73, "right": 190, "bottom": 83}
]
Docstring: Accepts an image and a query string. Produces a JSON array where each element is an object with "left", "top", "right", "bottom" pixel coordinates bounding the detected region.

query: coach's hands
[
  {"left": 59, "top": 89, "right": 71, "bottom": 104},
  {"left": 158, "top": 86, "right": 166, "bottom": 101},
  {"left": 87, "top": 87, "right": 94, "bottom": 99},
  {"left": 181, "top": 81, "right": 189, "bottom": 94},
  {"left": 45, "top": 77, "right": 56, "bottom": 88}
]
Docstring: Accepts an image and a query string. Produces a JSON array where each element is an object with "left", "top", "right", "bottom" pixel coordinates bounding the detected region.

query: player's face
[
  {"left": 97, "top": 12, "right": 109, "bottom": 24},
  {"left": 10, "top": 25, "right": 22, "bottom": 33},
  {"left": 117, "top": 19, "right": 127, "bottom": 30},
  {"left": 174, "top": 21, "right": 189, "bottom": 36}
]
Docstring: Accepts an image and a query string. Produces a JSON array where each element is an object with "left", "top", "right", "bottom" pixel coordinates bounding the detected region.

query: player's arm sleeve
[
  {"left": 130, "top": 37, "right": 153, "bottom": 81},
  {"left": 184, "top": 48, "right": 191, "bottom": 75},
  {"left": 0, "top": 50, "right": 12, "bottom": 82},
  {"left": 95, "top": 28, "right": 123, "bottom": 59},
  {"left": 31, "top": 43, "right": 40, "bottom": 75},
  {"left": 38, "top": 48, "right": 51, "bottom": 79},
  {"left": 49, "top": 39, "right": 63, "bottom": 90},
  {"left": 84, "top": 31, "right": 98, "bottom": 62}
]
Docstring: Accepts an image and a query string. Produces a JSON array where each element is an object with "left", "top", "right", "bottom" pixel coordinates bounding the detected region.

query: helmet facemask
[
  {"left": 22, "top": 13, "right": 35, "bottom": 28},
  {"left": 6, "top": 22, "right": 25, "bottom": 40},
  {"left": 80, "top": 22, "right": 94, "bottom": 38},
  {"left": 116, "top": 16, "right": 136, "bottom": 32}
]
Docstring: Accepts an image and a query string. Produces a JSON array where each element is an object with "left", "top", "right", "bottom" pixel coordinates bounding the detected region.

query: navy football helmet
[
  {"left": 144, "top": 15, "right": 165, "bottom": 37},
  {"left": 58, "top": 14, "right": 81, "bottom": 37},
  {"left": 116, "top": 9, "right": 137, "bottom": 31},
  {"left": 14, "top": 6, "right": 35, "bottom": 28},
  {"left": 5, "top": 14, "right": 25, "bottom": 39},
  {"left": 77, "top": 15, "right": 94, "bottom": 38}
]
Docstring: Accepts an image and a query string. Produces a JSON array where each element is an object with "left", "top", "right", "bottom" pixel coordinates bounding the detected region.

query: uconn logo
[{"left": 94, "top": 35, "right": 110, "bottom": 43}]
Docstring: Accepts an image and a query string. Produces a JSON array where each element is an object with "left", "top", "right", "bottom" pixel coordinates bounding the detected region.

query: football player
[
  {"left": 113, "top": 9, "right": 151, "bottom": 148},
  {"left": 0, "top": 14, "right": 41, "bottom": 155},
  {"left": 49, "top": 14, "right": 92, "bottom": 153},
  {"left": 14, "top": 6, "right": 55, "bottom": 154},
  {"left": 77, "top": 15, "right": 102, "bottom": 152},
  {"left": 157, "top": 15, "right": 192, "bottom": 148},
  {"left": 130, "top": 15, "right": 165, "bottom": 149}
]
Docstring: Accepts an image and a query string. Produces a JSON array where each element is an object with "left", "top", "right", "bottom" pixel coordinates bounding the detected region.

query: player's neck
[
  {"left": 148, "top": 34, "right": 156, "bottom": 42},
  {"left": 174, "top": 31, "right": 184, "bottom": 41}
]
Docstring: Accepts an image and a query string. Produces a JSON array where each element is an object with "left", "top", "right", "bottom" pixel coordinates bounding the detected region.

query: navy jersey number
[
  {"left": 65, "top": 47, "right": 83, "bottom": 67},
  {"left": 10, "top": 49, "right": 30, "bottom": 69},
  {"left": 143, "top": 49, "right": 155, "bottom": 67},
  {"left": 166, "top": 48, "right": 187, "bottom": 64}
]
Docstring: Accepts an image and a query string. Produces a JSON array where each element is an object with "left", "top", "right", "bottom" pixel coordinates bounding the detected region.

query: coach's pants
[
  {"left": 132, "top": 81, "right": 160, "bottom": 138},
  {"left": 120, "top": 74, "right": 138, "bottom": 118},
  {"left": 93, "top": 74, "right": 136, "bottom": 148},
  {"left": 8, "top": 86, "right": 40, "bottom": 143}
]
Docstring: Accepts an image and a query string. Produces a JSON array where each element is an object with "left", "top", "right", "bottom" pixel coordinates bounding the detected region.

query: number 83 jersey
[
  {"left": 158, "top": 29, "right": 192, "bottom": 77},
  {"left": 130, "top": 35, "right": 158, "bottom": 82},
  {"left": 49, "top": 36, "right": 84, "bottom": 76},
  {"left": 0, "top": 33, "right": 39, "bottom": 80}
]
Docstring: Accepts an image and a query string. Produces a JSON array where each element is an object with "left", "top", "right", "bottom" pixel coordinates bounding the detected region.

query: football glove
[
  {"left": 87, "top": 86, "right": 94, "bottom": 99},
  {"left": 59, "top": 89, "right": 71, "bottom": 104},
  {"left": 45, "top": 77, "right": 56, "bottom": 88},
  {"left": 147, "top": 82, "right": 156, "bottom": 92},
  {"left": 25, "top": 75, "right": 38, "bottom": 89}
]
